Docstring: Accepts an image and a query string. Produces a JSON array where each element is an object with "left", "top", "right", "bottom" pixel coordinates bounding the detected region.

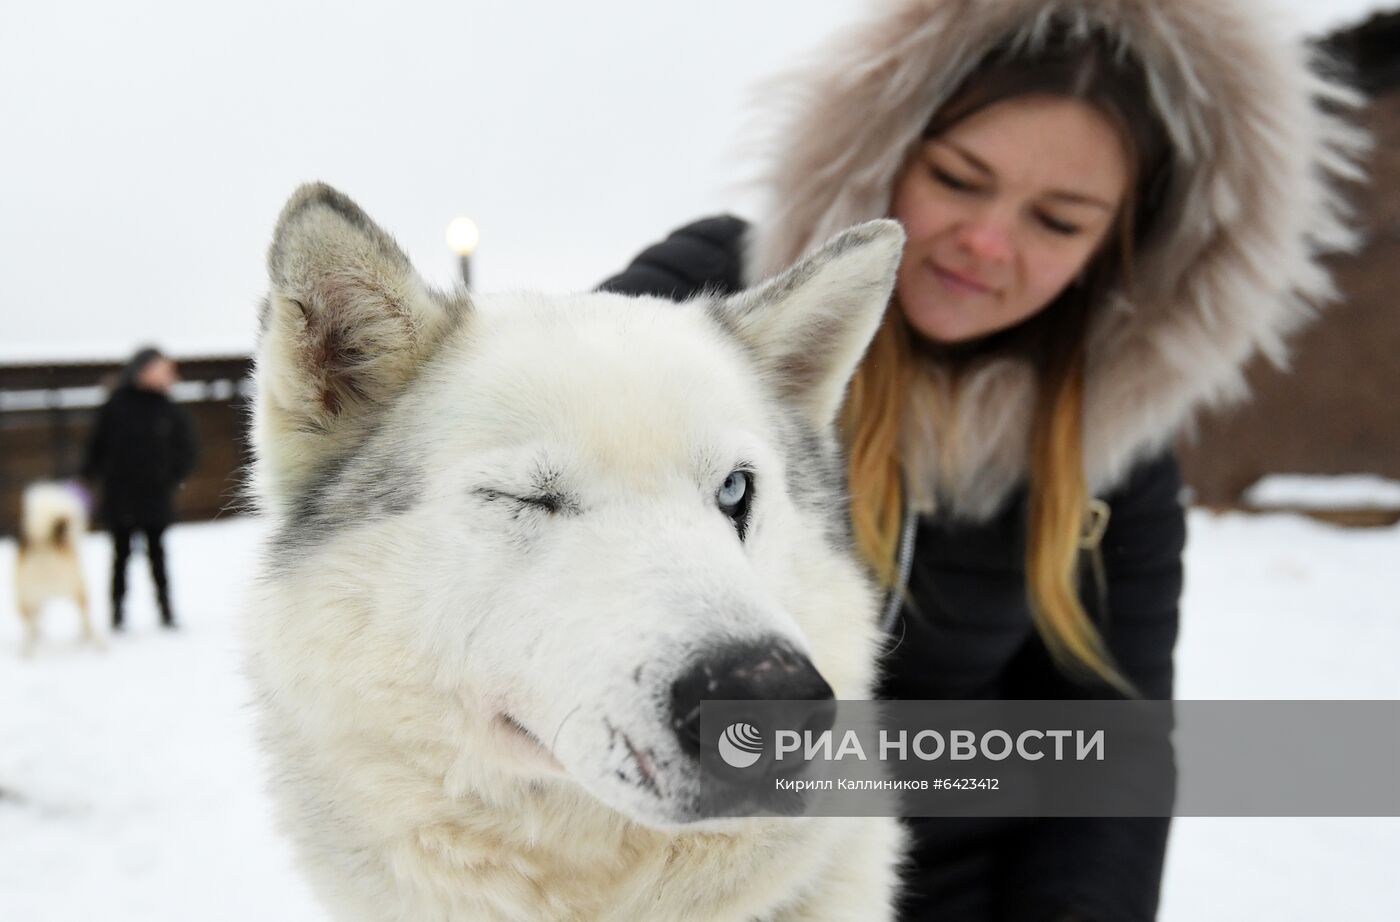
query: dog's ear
[
  {"left": 712, "top": 220, "right": 904, "bottom": 430},
  {"left": 254, "top": 183, "right": 457, "bottom": 501},
  {"left": 711, "top": 222, "right": 907, "bottom": 430}
]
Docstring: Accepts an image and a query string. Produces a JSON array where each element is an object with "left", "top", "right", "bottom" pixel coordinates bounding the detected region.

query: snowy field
[{"left": 1, "top": 510, "right": 1397, "bottom": 920}]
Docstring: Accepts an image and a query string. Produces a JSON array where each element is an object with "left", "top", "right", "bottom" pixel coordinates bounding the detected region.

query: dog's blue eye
[
  {"left": 719, "top": 471, "right": 748, "bottom": 508},
  {"left": 717, "top": 470, "right": 754, "bottom": 540}
]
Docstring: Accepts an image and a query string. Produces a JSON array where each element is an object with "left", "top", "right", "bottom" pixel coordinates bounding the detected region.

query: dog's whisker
[{"left": 550, "top": 703, "right": 583, "bottom": 760}]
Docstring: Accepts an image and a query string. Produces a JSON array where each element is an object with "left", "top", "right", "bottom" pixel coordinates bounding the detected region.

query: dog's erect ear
[
  {"left": 254, "top": 183, "right": 456, "bottom": 502},
  {"left": 712, "top": 220, "right": 904, "bottom": 429}
]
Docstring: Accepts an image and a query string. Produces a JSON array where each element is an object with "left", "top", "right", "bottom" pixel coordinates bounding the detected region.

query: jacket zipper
[
  {"left": 1080, "top": 498, "right": 1112, "bottom": 622},
  {"left": 879, "top": 499, "right": 918, "bottom": 635}
]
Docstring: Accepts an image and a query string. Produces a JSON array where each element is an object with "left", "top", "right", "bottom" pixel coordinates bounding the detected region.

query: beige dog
[{"left": 14, "top": 483, "right": 102, "bottom": 656}]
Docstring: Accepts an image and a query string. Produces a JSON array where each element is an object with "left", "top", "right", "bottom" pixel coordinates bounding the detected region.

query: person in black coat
[
  {"left": 600, "top": 2, "right": 1361, "bottom": 918},
  {"left": 81, "top": 347, "right": 198, "bottom": 630}
]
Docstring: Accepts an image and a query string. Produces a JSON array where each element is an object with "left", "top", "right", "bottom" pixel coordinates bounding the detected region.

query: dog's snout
[{"left": 669, "top": 640, "right": 835, "bottom": 760}]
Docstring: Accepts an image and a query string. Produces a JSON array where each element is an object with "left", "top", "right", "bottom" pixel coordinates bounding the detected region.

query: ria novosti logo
[
  {"left": 718, "top": 722, "right": 765, "bottom": 769},
  {"left": 716, "top": 721, "right": 1108, "bottom": 769}
]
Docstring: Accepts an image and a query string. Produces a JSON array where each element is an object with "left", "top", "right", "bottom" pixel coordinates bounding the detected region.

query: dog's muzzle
[{"left": 669, "top": 639, "right": 835, "bottom": 785}]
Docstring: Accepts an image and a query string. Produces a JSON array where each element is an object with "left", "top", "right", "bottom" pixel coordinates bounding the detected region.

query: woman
[
  {"left": 602, "top": 1, "right": 1363, "bottom": 918},
  {"left": 82, "top": 346, "right": 198, "bottom": 631}
]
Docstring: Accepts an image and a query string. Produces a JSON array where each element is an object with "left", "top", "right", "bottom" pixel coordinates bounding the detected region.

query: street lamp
[{"left": 446, "top": 216, "right": 480, "bottom": 289}]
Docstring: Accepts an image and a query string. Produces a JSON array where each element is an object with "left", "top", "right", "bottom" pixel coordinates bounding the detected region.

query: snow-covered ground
[
  {"left": 1, "top": 509, "right": 1397, "bottom": 920},
  {"left": 0, "top": 518, "right": 321, "bottom": 920},
  {"left": 1244, "top": 473, "right": 1400, "bottom": 511}
]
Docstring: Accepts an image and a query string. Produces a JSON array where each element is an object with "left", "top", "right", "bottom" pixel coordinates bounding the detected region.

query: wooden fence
[{"left": 0, "top": 357, "right": 253, "bottom": 537}]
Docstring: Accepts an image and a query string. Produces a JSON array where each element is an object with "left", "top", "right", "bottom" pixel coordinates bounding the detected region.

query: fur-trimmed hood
[{"left": 743, "top": 0, "right": 1367, "bottom": 520}]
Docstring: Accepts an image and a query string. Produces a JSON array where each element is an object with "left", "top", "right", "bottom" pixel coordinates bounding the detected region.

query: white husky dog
[{"left": 245, "top": 184, "right": 906, "bottom": 921}]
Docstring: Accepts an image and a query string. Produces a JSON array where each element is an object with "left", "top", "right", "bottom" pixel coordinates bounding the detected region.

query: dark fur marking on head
[
  {"left": 267, "top": 433, "right": 424, "bottom": 570},
  {"left": 777, "top": 410, "right": 854, "bottom": 551},
  {"left": 256, "top": 295, "right": 273, "bottom": 339}
]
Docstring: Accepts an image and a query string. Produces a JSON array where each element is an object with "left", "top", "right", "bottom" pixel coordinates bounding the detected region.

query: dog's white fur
[
  {"left": 14, "top": 483, "right": 100, "bottom": 656},
  {"left": 246, "top": 184, "right": 906, "bottom": 920}
]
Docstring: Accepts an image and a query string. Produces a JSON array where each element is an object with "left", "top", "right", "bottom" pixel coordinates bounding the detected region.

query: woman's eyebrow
[
  {"left": 940, "top": 139, "right": 1116, "bottom": 211},
  {"left": 939, "top": 140, "right": 995, "bottom": 176},
  {"left": 1042, "top": 190, "right": 1116, "bottom": 210}
]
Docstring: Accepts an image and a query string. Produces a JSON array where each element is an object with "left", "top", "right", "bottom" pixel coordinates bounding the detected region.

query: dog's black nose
[{"left": 669, "top": 640, "right": 835, "bottom": 763}]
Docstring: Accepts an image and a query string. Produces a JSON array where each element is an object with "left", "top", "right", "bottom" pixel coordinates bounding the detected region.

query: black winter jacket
[
  {"left": 81, "top": 385, "right": 199, "bottom": 529},
  {"left": 602, "top": 216, "right": 1186, "bottom": 922}
]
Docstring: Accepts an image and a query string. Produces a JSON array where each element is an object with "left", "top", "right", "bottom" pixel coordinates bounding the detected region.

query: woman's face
[{"left": 888, "top": 95, "right": 1130, "bottom": 345}]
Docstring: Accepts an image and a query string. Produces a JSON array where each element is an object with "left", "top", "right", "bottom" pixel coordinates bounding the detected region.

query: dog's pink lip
[{"left": 930, "top": 261, "right": 997, "bottom": 295}]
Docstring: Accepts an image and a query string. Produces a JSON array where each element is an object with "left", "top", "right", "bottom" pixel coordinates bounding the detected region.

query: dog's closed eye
[{"left": 473, "top": 487, "right": 580, "bottom": 516}]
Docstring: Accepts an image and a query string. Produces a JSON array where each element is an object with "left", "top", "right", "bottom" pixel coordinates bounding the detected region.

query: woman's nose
[{"left": 956, "top": 217, "right": 1014, "bottom": 264}]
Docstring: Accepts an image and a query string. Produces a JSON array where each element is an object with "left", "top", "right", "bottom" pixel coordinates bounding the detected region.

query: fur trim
[{"left": 743, "top": 0, "right": 1367, "bottom": 519}]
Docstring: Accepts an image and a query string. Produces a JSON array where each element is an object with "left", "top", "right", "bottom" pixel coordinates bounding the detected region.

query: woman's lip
[{"left": 929, "top": 262, "right": 995, "bottom": 295}]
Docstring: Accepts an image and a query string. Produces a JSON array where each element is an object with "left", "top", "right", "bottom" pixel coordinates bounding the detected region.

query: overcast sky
[{"left": 2, "top": 0, "right": 1390, "bottom": 362}]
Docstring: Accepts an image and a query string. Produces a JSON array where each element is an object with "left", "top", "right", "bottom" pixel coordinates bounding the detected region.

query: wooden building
[
  {"left": 0, "top": 357, "right": 252, "bottom": 536},
  {"left": 1177, "top": 10, "right": 1400, "bottom": 509}
]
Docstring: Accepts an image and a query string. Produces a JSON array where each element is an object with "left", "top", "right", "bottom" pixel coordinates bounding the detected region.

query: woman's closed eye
[
  {"left": 929, "top": 164, "right": 982, "bottom": 193},
  {"left": 1035, "top": 212, "right": 1084, "bottom": 236}
]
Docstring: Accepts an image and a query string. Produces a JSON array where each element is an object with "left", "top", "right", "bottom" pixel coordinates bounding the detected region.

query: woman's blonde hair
[{"left": 843, "top": 26, "right": 1171, "bottom": 691}]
